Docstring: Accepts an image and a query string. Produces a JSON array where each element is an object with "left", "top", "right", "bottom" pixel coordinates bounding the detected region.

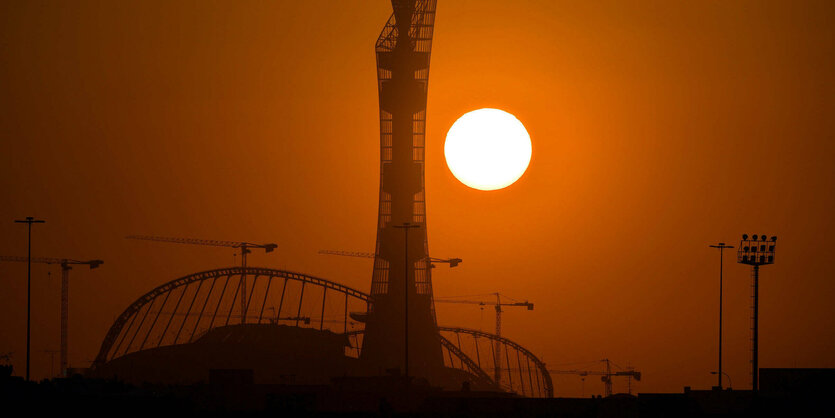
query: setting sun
[{"left": 444, "top": 108, "right": 532, "bottom": 191}]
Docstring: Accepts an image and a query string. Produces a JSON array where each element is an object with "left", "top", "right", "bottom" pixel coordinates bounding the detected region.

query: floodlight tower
[{"left": 736, "top": 233, "right": 777, "bottom": 392}]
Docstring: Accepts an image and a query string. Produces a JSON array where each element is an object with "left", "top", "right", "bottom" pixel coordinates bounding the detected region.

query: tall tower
[{"left": 360, "top": 0, "right": 443, "bottom": 378}]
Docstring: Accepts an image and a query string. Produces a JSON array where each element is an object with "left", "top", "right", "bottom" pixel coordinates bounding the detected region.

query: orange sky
[{"left": 1, "top": 0, "right": 834, "bottom": 396}]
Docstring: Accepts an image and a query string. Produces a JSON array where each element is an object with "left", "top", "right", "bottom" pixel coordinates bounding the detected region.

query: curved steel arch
[
  {"left": 94, "top": 267, "right": 370, "bottom": 366},
  {"left": 92, "top": 267, "right": 553, "bottom": 397},
  {"left": 438, "top": 334, "right": 498, "bottom": 389},
  {"left": 439, "top": 326, "right": 554, "bottom": 398}
]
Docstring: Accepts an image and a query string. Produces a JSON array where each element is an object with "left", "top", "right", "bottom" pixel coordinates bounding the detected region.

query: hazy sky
[{"left": 1, "top": 0, "right": 833, "bottom": 396}]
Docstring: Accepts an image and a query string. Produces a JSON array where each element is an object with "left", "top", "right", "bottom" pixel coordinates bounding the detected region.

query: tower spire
[{"left": 361, "top": 0, "right": 442, "bottom": 378}]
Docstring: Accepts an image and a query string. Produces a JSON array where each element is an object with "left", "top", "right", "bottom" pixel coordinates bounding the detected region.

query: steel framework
[
  {"left": 362, "top": 0, "right": 442, "bottom": 377},
  {"left": 93, "top": 267, "right": 370, "bottom": 366},
  {"left": 91, "top": 266, "right": 555, "bottom": 396},
  {"left": 126, "top": 235, "right": 277, "bottom": 324},
  {"left": 438, "top": 327, "right": 554, "bottom": 398},
  {"left": 343, "top": 326, "right": 551, "bottom": 397}
]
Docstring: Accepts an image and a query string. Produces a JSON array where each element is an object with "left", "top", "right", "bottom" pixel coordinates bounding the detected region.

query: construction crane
[
  {"left": 0, "top": 256, "right": 103, "bottom": 377},
  {"left": 126, "top": 235, "right": 276, "bottom": 324},
  {"left": 549, "top": 359, "right": 641, "bottom": 397},
  {"left": 434, "top": 293, "right": 533, "bottom": 383},
  {"left": 317, "top": 249, "right": 462, "bottom": 267}
]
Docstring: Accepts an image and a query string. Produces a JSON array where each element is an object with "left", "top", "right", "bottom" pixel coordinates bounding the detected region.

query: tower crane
[
  {"left": 0, "top": 256, "right": 103, "bottom": 377},
  {"left": 549, "top": 359, "right": 641, "bottom": 397},
  {"left": 126, "top": 235, "right": 276, "bottom": 324},
  {"left": 434, "top": 293, "right": 533, "bottom": 383},
  {"left": 317, "top": 249, "right": 462, "bottom": 267}
]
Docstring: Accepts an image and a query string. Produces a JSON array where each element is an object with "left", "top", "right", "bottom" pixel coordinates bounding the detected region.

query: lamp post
[
  {"left": 394, "top": 222, "right": 420, "bottom": 383},
  {"left": 709, "top": 242, "right": 733, "bottom": 389},
  {"left": 737, "top": 233, "right": 777, "bottom": 393},
  {"left": 14, "top": 216, "right": 45, "bottom": 381}
]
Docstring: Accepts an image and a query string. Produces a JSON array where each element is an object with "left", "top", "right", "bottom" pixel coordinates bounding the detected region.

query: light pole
[
  {"left": 14, "top": 216, "right": 45, "bottom": 381},
  {"left": 709, "top": 242, "right": 733, "bottom": 389},
  {"left": 737, "top": 233, "right": 777, "bottom": 393},
  {"left": 394, "top": 222, "right": 420, "bottom": 383}
]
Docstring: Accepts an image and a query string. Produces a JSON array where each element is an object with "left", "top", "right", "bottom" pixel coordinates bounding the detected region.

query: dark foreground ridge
[{"left": 2, "top": 367, "right": 833, "bottom": 417}]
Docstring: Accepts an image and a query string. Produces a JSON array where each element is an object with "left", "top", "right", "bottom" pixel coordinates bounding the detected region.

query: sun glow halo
[{"left": 444, "top": 108, "right": 532, "bottom": 191}]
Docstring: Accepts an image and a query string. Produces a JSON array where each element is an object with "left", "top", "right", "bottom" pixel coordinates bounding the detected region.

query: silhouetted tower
[
  {"left": 737, "top": 233, "right": 777, "bottom": 393},
  {"left": 360, "top": 0, "right": 442, "bottom": 378}
]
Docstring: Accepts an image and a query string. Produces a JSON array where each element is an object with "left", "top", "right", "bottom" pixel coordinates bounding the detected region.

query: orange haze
[{"left": 1, "top": 0, "right": 834, "bottom": 396}]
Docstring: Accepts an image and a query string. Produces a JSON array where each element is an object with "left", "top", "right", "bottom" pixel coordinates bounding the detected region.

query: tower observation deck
[{"left": 360, "top": 0, "right": 443, "bottom": 378}]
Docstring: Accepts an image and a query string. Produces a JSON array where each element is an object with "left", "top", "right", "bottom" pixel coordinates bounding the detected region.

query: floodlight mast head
[{"left": 737, "top": 233, "right": 777, "bottom": 266}]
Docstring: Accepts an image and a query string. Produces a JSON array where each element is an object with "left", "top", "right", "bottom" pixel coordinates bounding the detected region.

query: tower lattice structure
[{"left": 360, "top": 0, "right": 443, "bottom": 377}]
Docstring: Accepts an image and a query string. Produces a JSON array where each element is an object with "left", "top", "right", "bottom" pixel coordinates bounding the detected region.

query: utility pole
[
  {"left": 709, "top": 242, "right": 733, "bottom": 389},
  {"left": 14, "top": 216, "right": 45, "bottom": 381},
  {"left": 394, "top": 222, "right": 420, "bottom": 383}
]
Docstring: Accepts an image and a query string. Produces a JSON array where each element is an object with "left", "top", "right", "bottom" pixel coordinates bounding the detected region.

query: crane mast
[
  {"left": 0, "top": 256, "right": 102, "bottom": 377},
  {"left": 434, "top": 293, "right": 534, "bottom": 383}
]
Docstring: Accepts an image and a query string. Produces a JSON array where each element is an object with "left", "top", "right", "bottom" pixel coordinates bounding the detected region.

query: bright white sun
[{"left": 444, "top": 108, "right": 532, "bottom": 191}]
